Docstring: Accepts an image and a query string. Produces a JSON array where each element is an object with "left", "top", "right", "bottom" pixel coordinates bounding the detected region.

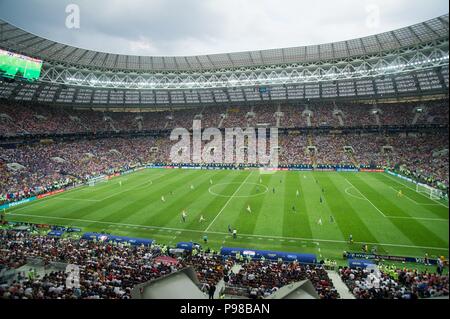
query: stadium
[{"left": 0, "top": 1, "right": 449, "bottom": 302}]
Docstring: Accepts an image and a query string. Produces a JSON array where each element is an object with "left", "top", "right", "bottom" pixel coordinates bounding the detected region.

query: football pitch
[{"left": 5, "top": 168, "right": 449, "bottom": 263}]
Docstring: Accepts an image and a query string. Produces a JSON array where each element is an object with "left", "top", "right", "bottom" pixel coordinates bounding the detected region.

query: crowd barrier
[
  {"left": 345, "top": 252, "right": 438, "bottom": 265},
  {"left": 220, "top": 247, "right": 317, "bottom": 263},
  {"left": 348, "top": 259, "right": 376, "bottom": 269},
  {"left": 176, "top": 241, "right": 201, "bottom": 251},
  {"left": 81, "top": 232, "right": 154, "bottom": 246}
]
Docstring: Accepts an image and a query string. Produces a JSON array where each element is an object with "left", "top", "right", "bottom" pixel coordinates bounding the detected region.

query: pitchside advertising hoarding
[
  {"left": 385, "top": 170, "right": 416, "bottom": 183},
  {"left": 336, "top": 168, "right": 359, "bottom": 172},
  {"left": 0, "top": 196, "right": 37, "bottom": 210},
  {"left": 37, "top": 189, "right": 65, "bottom": 199},
  {"left": 345, "top": 252, "right": 439, "bottom": 265},
  {"left": 82, "top": 232, "right": 154, "bottom": 246},
  {"left": 220, "top": 247, "right": 317, "bottom": 263}
]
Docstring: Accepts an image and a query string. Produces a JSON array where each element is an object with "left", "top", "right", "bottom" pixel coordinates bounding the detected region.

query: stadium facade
[{"left": 0, "top": 14, "right": 448, "bottom": 107}]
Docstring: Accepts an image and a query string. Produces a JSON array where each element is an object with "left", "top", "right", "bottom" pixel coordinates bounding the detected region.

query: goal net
[
  {"left": 87, "top": 175, "right": 107, "bottom": 187},
  {"left": 415, "top": 183, "right": 445, "bottom": 200}
]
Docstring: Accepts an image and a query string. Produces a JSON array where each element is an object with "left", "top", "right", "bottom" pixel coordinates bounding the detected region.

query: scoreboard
[{"left": 0, "top": 49, "right": 43, "bottom": 81}]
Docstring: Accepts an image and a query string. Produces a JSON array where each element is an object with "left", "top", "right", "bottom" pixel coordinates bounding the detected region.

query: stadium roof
[{"left": 0, "top": 14, "right": 448, "bottom": 72}]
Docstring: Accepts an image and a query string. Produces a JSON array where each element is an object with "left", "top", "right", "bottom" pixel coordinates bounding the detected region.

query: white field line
[
  {"left": 343, "top": 176, "right": 387, "bottom": 217},
  {"left": 54, "top": 198, "right": 101, "bottom": 202},
  {"left": 96, "top": 172, "right": 168, "bottom": 201},
  {"left": 6, "top": 212, "right": 448, "bottom": 251},
  {"left": 383, "top": 173, "right": 448, "bottom": 208},
  {"left": 344, "top": 178, "right": 445, "bottom": 221},
  {"left": 389, "top": 187, "right": 440, "bottom": 206},
  {"left": 4, "top": 185, "right": 90, "bottom": 213},
  {"left": 4, "top": 171, "right": 168, "bottom": 213},
  {"left": 386, "top": 216, "right": 448, "bottom": 222},
  {"left": 42, "top": 176, "right": 158, "bottom": 203},
  {"left": 98, "top": 179, "right": 153, "bottom": 201},
  {"left": 344, "top": 186, "right": 365, "bottom": 200},
  {"left": 205, "top": 171, "right": 253, "bottom": 232}
]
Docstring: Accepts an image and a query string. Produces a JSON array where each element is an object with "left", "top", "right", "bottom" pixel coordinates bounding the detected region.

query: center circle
[{"left": 209, "top": 182, "right": 268, "bottom": 198}]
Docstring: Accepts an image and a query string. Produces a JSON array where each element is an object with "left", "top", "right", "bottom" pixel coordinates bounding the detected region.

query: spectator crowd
[
  {"left": 339, "top": 265, "right": 449, "bottom": 299},
  {"left": 0, "top": 228, "right": 339, "bottom": 299},
  {"left": 1, "top": 99, "right": 448, "bottom": 136}
]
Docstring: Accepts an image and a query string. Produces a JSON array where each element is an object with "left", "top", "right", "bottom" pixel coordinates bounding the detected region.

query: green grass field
[{"left": 5, "top": 168, "right": 449, "bottom": 265}]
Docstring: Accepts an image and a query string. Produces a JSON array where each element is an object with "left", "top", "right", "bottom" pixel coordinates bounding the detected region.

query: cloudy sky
[{"left": 0, "top": 0, "right": 448, "bottom": 56}]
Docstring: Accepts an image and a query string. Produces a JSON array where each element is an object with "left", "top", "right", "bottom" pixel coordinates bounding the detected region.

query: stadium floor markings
[
  {"left": 97, "top": 179, "right": 154, "bottom": 201},
  {"left": 5, "top": 170, "right": 168, "bottom": 213},
  {"left": 343, "top": 176, "right": 387, "bottom": 217},
  {"left": 4, "top": 185, "right": 91, "bottom": 213},
  {"left": 6, "top": 212, "right": 448, "bottom": 251},
  {"left": 204, "top": 171, "right": 253, "bottom": 232},
  {"left": 344, "top": 186, "right": 366, "bottom": 200},
  {"left": 349, "top": 178, "right": 446, "bottom": 221},
  {"left": 389, "top": 186, "right": 442, "bottom": 206},
  {"left": 92, "top": 171, "right": 169, "bottom": 201},
  {"left": 208, "top": 182, "right": 268, "bottom": 198},
  {"left": 386, "top": 216, "right": 448, "bottom": 222},
  {"left": 383, "top": 173, "right": 449, "bottom": 208},
  {"left": 53, "top": 197, "right": 102, "bottom": 202}
]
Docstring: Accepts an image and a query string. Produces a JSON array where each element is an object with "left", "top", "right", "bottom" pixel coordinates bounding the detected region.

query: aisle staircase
[
  {"left": 374, "top": 112, "right": 380, "bottom": 126},
  {"left": 337, "top": 113, "right": 344, "bottom": 126},
  {"left": 305, "top": 115, "right": 312, "bottom": 127},
  {"left": 0, "top": 113, "right": 30, "bottom": 134},
  {"left": 215, "top": 264, "right": 242, "bottom": 298},
  {"left": 349, "top": 151, "right": 359, "bottom": 167},
  {"left": 308, "top": 134, "right": 317, "bottom": 166},
  {"left": 411, "top": 112, "right": 421, "bottom": 125},
  {"left": 326, "top": 270, "right": 355, "bottom": 299}
]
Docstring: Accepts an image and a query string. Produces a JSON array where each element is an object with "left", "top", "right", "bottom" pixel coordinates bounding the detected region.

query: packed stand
[
  {"left": 339, "top": 265, "right": 449, "bottom": 299},
  {"left": 225, "top": 259, "right": 339, "bottom": 299},
  {"left": 1, "top": 100, "right": 448, "bottom": 136}
]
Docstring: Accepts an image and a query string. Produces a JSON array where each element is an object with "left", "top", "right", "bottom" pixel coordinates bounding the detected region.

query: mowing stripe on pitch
[
  {"left": 204, "top": 171, "right": 253, "bottom": 232},
  {"left": 6, "top": 212, "right": 447, "bottom": 251},
  {"left": 383, "top": 173, "right": 448, "bottom": 208},
  {"left": 343, "top": 176, "right": 387, "bottom": 217},
  {"left": 389, "top": 186, "right": 441, "bottom": 206}
]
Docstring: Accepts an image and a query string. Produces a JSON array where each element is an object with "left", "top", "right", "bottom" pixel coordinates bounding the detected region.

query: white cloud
[
  {"left": 0, "top": 0, "right": 448, "bottom": 56},
  {"left": 129, "top": 37, "right": 158, "bottom": 56}
]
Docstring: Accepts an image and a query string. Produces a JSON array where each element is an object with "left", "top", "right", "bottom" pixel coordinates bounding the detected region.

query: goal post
[
  {"left": 415, "top": 182, "right": 445, "bottom": 200},
  {"left": 87, "top": 175, "right": 107, "bottom": 187}
]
